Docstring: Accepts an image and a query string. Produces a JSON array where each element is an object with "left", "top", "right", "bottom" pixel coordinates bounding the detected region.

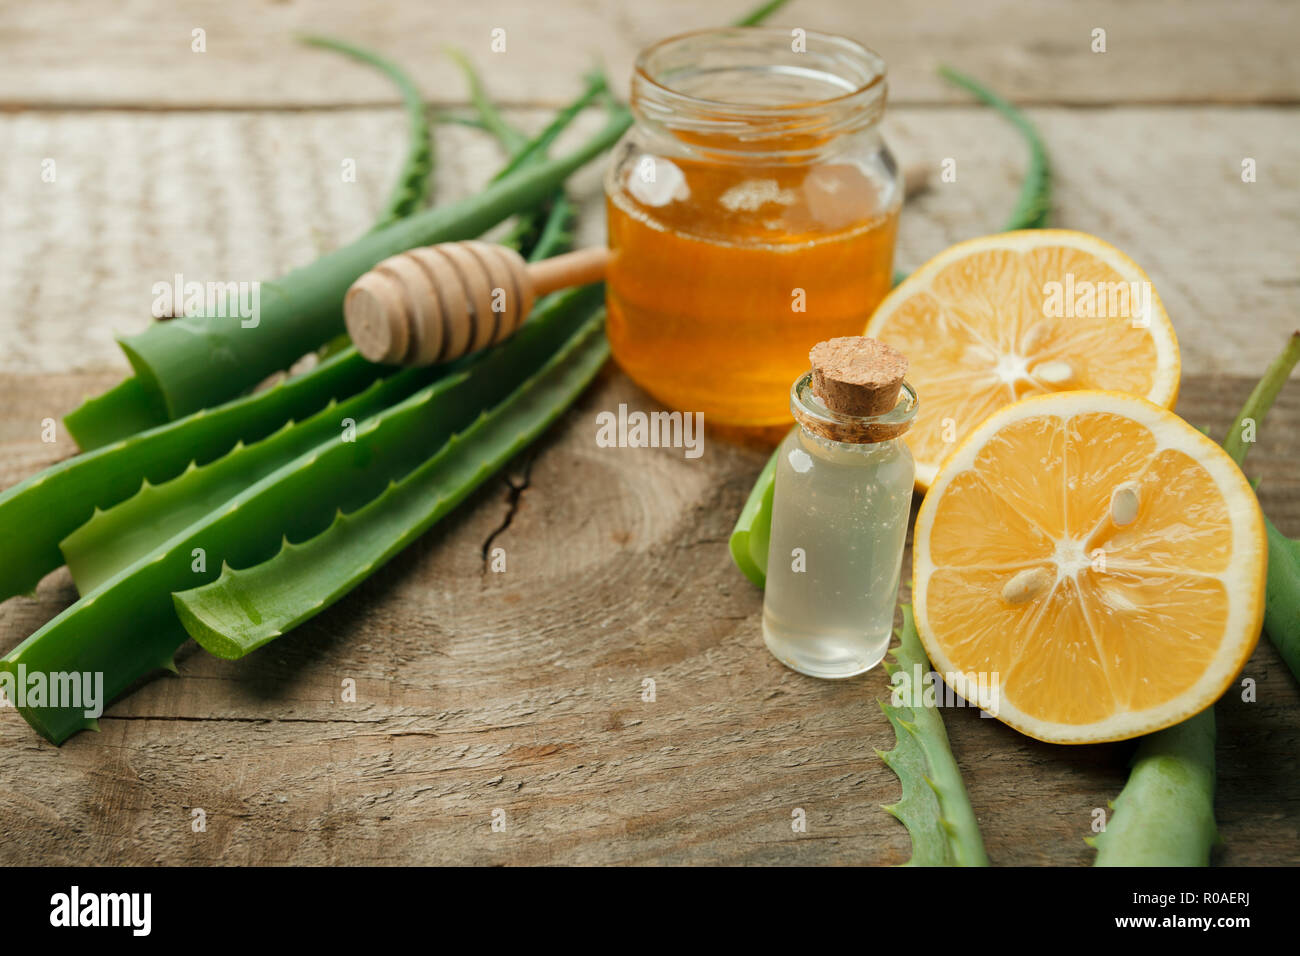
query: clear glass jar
[
  {"left": 762, "top": 373, "right": 917, "bottom": 678},
  {"left": 604, "top": 27, "right": 901, "bottom": 426}
]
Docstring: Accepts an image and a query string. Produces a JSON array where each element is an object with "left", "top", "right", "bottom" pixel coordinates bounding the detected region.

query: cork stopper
[{"left": 796, "top": 336, "right": 912, "bottom": 444}]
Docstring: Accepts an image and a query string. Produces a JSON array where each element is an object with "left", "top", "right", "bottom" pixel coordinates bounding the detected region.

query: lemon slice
[
  {"left": 912, "top": 390, "right": 1266, "bottom": 744},
  {"left": 866, "top": 230, "right": 1180, "bottom": 489}
]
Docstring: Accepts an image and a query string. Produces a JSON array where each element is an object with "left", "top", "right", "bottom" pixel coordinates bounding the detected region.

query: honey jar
[{"left": 605, "top": 27, "right": 902, "bottom": 426}]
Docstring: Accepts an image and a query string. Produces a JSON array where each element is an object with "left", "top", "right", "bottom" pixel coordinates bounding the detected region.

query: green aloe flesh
[
  {"left": 117, "top": 113, "right": 627, "bottom": 422},
  {"left": 1091, "top": 332, "right": 1299, "bottom": 866},
  {"left": 1, "top": 285, "right": 603, "bottom": 744},
  {"left": 0, "top": 348, "right": 388, "bottom": 604},
  {"left": 728, "top": 451, "right": 776, "bottom": 589},
  {"left": 729, "top": 68, "right": 1052, "bottom": 590},
  {"left": 878, "top": 605, "right": 989, "bottom": 866},
  {"left": 174, "top": 307, "right": 609, "bottom": 659},
  {"left": 62, "top": 38, "right": 437, "bottom": 452}
]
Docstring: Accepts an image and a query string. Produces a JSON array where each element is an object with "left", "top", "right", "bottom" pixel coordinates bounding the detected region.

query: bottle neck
[{"left": 791, "top": 373, "right": 917, "bottom": 446}]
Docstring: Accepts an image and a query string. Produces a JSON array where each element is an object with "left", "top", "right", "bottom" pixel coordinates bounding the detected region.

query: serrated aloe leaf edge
[
  {"left": 174, "top": 308, "right": 609, "bottom": 658},
  {"left": 60, "top": 363, "right": 440, "bottom": 595},
  {"left": 878, "top": 605, "right": 989, "bottom": 866},
  {"left": 0, "top": 347, "right": 387, "bottom": 604}
]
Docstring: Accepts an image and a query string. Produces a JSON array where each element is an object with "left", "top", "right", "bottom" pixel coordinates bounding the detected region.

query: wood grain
[
  {"left": 2, "top": 1, "right": 1297, "bottom": 109},
  {"left": 0, "top": 368, "right": 1296, "bottom": 866}
]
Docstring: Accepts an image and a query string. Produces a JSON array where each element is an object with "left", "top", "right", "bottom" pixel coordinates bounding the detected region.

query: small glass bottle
[{"left": 762, "top": 338, "right": 917, "bottom": 679}]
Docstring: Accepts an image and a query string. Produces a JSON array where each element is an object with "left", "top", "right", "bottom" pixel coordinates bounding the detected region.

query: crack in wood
[{"left": 480, "top": 451, "right": 537, "bottom": 572}]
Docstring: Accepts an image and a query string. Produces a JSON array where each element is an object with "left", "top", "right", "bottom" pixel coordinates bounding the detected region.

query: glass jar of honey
[{"left": 605, "top": 27, "right": 901, "bottom": 426}]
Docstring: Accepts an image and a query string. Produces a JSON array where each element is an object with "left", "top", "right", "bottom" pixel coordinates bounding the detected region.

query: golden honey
[{"left": 604, "top": 28, "right": 901, "bottom": 426}]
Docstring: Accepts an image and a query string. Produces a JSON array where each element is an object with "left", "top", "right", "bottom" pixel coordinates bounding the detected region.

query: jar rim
[
  {"left": 634, "top": 27, "right": 886, "bottom": 115},
  {"left": 790, "top": 371, "right": 917, "bottom": 444},
  {"left": 631, "top": 27, "right": 887, "bottom": 148}
]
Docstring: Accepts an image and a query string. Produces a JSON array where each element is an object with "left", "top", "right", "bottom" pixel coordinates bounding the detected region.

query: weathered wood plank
[
  {"left": 1, "top": 106, "right": 1295, "bottom": 378},
  {"left": 2, "top": 1, "right": 1297, "bottom": 109},
  {"left": 0, "top": 369, "right": 1297, "bottom": 865}
]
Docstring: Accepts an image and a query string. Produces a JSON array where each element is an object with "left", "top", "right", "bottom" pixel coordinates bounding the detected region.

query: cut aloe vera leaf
[
  {"left": 60, "top": 365, "right": 435, "bottom": 594},
  {"left": 0, "top": 348, "right": 388, "bottom": 604},
  {"left": 63, "top": 376, "right": 167, "bottom": 451},
  {"left": 1087, "top": 709, "right": 1217, "bottom": 866},
  {"left": 0, "top": 286, "right": 603, "bottom": 744},
  {"left": 117, "top": 113, "right": 629, "bottom": 422},
  {"left": 175, "top": 311, "right": 609, "bottom": 659},
  {"left": 878, "top": 605, "right": 989, "bottom": 866}
]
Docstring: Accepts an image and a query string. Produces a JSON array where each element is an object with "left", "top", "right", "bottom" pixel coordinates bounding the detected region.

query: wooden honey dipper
[{"left": 344, "top": 241, "right": 609, "bottom": 365}]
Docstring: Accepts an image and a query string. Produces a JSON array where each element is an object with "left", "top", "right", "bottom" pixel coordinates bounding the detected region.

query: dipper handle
[{"left": 344, "top": 242, "right": 609, "bottom": 366}]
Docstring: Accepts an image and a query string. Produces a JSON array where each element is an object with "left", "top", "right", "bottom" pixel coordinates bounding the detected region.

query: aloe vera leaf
[
  {"left": 1263, "top": 516, "right": 1300, "bottom": 680},
  {"left": 61, "top": 44, "right": 436, "bottom": 453},
  {"left": 729, "top": 70, "right": 1054, "bottom": 589},
  {"left": 1223, "top": 332, "right": 1298, "bottom": 467},
  {"left": 448, "top": 47, "right": 573, "bottom": 260},
  {"left": 59, "top": 364, "right": 437, "bottom": 594},
  {"left": 877, "top": 605, "right": 989, "bottom": 866},
  {"left": 300, "top": 35, "right": 436, "bottom": 231},
  {"left": 728, "top": 450, "right": 777, "bottom": 588},
  {"left": 1224, "top": 331, "right": 1300, "bottom": 678},
  {"left": 0, "top": 348, "right": 389, "bottom": 604},
  {"left": 735, "top": 0, "right": 790, "bottom": 25},
  {"left": 447, "top": 47, "right": 530, "bottom": 155},
  {"left": 174, "top": 309, "right": 608, "bottom": 658},
  {"left": 494, "top": 72, "right": 612, "bottom": 182},
  {"left": 1, "top": 285, "right": 604, "bottom": 744},
  {"left": 1087, "top": 710, "right": 1218, "bottom": 866}
]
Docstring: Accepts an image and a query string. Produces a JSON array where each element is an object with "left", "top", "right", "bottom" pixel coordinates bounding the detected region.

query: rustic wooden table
[{"left": 1, "top": 0, "right": 1297, "bottom": 865}]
